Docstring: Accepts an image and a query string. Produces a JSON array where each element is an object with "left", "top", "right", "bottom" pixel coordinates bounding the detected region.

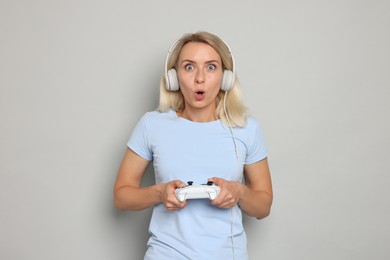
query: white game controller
[{"left": 174, "top": 181, "right": 221, "bottom": 202}]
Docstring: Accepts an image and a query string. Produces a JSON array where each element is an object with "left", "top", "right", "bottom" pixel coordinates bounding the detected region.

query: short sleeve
[
  {"left": 127, "top": 114, "right": 153, "bottom": 161},
  {"left": 245, "top": 118, "right": 269, "bottom": 164}
]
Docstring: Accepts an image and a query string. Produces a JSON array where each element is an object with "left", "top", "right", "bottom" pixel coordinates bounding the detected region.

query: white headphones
[{"left": 164, "top": 38, "right": 236, "bottom": 92}]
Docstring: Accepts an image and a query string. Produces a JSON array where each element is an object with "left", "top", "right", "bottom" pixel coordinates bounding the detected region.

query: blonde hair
[{"left": 157, "top": 31, "right": 248, "bottom": 127}]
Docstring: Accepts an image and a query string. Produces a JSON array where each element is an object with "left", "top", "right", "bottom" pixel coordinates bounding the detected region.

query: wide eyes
[
  {"left": 184, "top": 64, "right": 194, "bottom": 70},
  {"left": 184, "top": 64, "right": 217, "bottom": 71},
  {"left": 207, "top": 64, "right": 216, "bottom": 70}
]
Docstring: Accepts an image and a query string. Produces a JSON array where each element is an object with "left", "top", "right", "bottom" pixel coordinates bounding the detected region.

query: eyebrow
[{"left": 180, "top": 59, "right": 221, "bottom": 64}]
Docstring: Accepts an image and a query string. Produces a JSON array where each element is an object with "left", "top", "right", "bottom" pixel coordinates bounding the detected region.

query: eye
[
  {"left": 184, "top": 64, "right": 194, "bottom": 70},
  {"left": 207, "top": 64, "right": 217, "bottom": 70}
]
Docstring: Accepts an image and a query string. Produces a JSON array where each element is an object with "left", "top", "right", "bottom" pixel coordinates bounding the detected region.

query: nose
[{"left": 195, "top": 69, "right": 204, "bottom": 85}]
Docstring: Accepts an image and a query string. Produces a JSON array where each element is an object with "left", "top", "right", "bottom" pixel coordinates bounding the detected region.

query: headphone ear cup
[
  {"left": 166, "top": 69, "right": 179, "bottom": 91},
  {"left": 221, "top": 70, "right": 234, "bottom": 92}
]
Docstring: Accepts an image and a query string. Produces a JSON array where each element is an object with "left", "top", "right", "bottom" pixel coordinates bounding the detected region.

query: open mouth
[{"left": 195, "top": 90, "right": 205, "bottom": 100}]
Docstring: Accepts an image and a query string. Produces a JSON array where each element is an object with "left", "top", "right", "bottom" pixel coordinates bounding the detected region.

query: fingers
[
  {"left": 211, "top": 192, "right": 237, "bottom": 208},
  {"left": 165, "top": 200, "right": 187, "bottom": 212},
  {"left": 162, "top": 180, "right": 187, "bottom": 212},
  {"left": 209, "top": 179, "right": 242, "bottom": 209},
  {"left": 208, "top": 177, "right": 222, "bottom": 186}
]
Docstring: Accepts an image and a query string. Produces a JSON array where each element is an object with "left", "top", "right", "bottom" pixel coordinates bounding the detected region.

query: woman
[{"left": 114, "top": 31, "right": 273, "bottom": 259}]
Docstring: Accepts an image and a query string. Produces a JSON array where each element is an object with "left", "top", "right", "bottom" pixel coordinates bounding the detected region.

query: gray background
[{"left": 1, "top": 0, "right": 389, "bottom": 259}]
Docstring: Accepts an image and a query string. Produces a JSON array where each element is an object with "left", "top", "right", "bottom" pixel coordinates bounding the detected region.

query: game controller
[{"left": 174, "top": 181, "right": 221, "bottom": 202}]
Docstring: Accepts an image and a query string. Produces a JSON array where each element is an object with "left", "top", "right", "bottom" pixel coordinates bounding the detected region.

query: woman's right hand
[{"left": 161, "top": 180, "right": 188, "bottom": 212}]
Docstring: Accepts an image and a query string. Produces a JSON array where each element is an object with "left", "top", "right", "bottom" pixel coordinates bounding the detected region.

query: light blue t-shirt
[{"left": 127, "top": 109, "right": 268, "bottom": 260}]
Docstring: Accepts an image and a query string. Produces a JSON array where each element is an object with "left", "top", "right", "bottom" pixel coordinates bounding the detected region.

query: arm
[
  {"left": 240, "top": 157, "right": 273, "bottom": 219},
  {"left": 209, "top": 157, "right": 273, "bottom": 219},
  {"left": 114, "top": 148, "right": 187, "bottom": 211}
]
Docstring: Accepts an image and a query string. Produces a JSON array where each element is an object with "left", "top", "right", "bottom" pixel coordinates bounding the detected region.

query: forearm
[
  {"left": 238, "top": 184, "right": 273, "bottom": 219},
  {"left": 114, "top": 183, "right": 164, "bottom": 211}
]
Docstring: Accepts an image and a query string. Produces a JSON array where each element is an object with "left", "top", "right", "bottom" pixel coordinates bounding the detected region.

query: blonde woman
[{"left": 114, "top": 31, "right": 273, "bottom": 260}]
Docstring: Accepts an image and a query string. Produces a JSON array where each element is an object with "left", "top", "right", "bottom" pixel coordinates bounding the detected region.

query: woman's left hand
[{"left": 208, "top": 177, "right": 244, "bottom": 209}]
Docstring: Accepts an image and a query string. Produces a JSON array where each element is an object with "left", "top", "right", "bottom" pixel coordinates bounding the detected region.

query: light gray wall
[{"left": 1, "top": 0, "right": 389, "bottom": 259}]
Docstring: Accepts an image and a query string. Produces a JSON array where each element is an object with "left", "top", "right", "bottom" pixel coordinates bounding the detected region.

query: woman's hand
[
  {"left": 208, "top": 177, "right": 244, "bottom": 209},
  {"left": 209, "top": 158, "right": 273, "bottom": 219},
  {"left": 161, "top": 180, "right": 188, "bottom": 212}
]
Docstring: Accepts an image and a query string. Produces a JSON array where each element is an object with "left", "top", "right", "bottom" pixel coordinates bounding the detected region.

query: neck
[{"left": 177, "top": 107, "right": 218, "bottom": 122}]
